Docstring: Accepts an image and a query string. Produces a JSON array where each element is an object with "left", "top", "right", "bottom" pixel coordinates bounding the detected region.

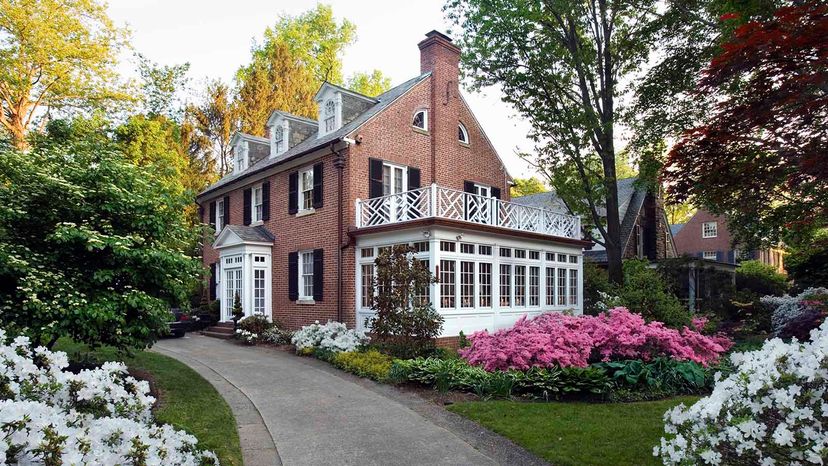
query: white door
[
  {"left": 382, "top": 164, "right": 407, "bottom": 221},
  {"left": 469, "top": 184, "right": 492, "bottom": 224}
]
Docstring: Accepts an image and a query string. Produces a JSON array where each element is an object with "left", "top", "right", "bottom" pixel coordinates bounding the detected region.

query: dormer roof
[
  {"left": 230, "top": 132, "right": 269, "bottom": 147},
  {"left": 198, "top": 72, "right": 431, "bottom": 199},
  {"left": 313, "top": 81, "right": 378, "bottom": 105},
  {"left": 266, "top": 110, "right": 318, "bottom": 128}
]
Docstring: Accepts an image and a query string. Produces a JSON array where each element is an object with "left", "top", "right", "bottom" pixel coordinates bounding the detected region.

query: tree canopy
[
  {"left": 0, "top": 0, "right": 130, "bottom": 149},
  {"left": 347, "top": 70, "right": 392, "bottom": 97},
  {"left": 0, "top": 140, "right": 202, "bottom": 350},
  {"left": 446, "top": 0, "right": 662, "bottom": 282},
  {"left": 510, "top": 177, "right": 547, "bottom": 198},
  {"left": 664, "top": 2, "right": 827, "bottom": 248}
]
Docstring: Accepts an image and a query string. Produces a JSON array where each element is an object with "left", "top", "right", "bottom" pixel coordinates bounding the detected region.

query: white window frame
[
  {"left": 252, "top": 185, "right": 263, "bottom": 223},
  {"left": 413, "top": 109, "right": 428, "bottom": 131},
  {"left": 702, "top": 221, "right": 718, "bottom": 238},
  {"left": 382, "top": 162, "right": 407, "bottom": 196},
  {"left": 299, "top": 250, "right": 314, "bottom": 300},
  {"left": 273, "top": 125, "right": 285, "bottom": 154},
  {"left": 215, "top": 198, "right": 224, "bottom": 233},
  {"left": 299, "top": 167, "right": 314, "bottom": 212},
  {"left": 253, "top": 267, "right": 266, "bottom": 315},
  {"left": 703, "top": 251, "right": 717, "bottom": 260},
  {"left": 235, "top": 141, "right": 248, "bottom": 172},
  {"left": 458, "top": 122, "right": 469, "bottom": 144},
  {"left": 324, "top": 100, "right": 336, "bottom": 133}
]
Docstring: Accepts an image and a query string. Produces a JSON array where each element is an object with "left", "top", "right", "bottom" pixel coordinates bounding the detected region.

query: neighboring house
[
  {"left": 672, "top": 209, "right": 785, "bottom": 273},
  {"left": 513, "top": 177, "right": 677, "bottom": 264},
  {"left": 196, "top": 31, "right": 590, "bottom": 339}
]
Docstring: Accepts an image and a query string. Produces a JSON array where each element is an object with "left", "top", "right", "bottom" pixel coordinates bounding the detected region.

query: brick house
[
  {"left": 514, "top": 176, "right": 677, "bottom": 264},
  {"left": 672, "top": 209, "right": 785, "bottom": 273},
  {"left": 196, "top": 31, "right": 591, "bottom": 337}
]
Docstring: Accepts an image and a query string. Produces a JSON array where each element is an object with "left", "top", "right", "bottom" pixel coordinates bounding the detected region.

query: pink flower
[{"left": 459, "top": 307, "right": 732, "bottom": 371}]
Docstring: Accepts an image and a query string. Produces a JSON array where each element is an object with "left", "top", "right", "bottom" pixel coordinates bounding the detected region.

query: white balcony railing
[{"left": 355, "top": 184, "right": 581, "bottom": 240}]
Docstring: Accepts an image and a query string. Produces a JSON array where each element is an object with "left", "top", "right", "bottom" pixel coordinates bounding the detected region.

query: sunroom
[{"left": 213, "top": 225, "right": 274, "bottom": 322}]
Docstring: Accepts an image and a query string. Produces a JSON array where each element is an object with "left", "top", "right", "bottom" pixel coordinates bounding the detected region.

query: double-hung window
[
  {"left": 382, "top": 163, "right": 406, "bottom": 195},
  {"left": 216, "top": 199, "right": 225, "bottom": 232},
  {"left": 299, "top": 251, "right": 314, "bottom": 300},
  {"left": 299, "top": 168, "right": 314, "bottom": 211},
  {"left": 252, "top": 185, "right": 263, "bottom": 223},
  {"left": 702, "top": 221, "right": 718, "bottom": 238}
]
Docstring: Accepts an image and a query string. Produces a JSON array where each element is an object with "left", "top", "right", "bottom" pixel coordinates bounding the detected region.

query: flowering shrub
[
  {"left": 291, "top": 321, "right": 369, "bottom": 353},
  {"left": 235, "top": 328, "right": 259, "bottom": 345},
  {"left": 0, "top": 330, "right": 217, "bottom": 464},
  {"left": 655, "top": 319, "right": 828, "bottom": 465},
  {"left": 262, "top": 326, "right": 293, "bottom": 345},
  {"left": 762, "top": 287, "right": 828, "bottom": 336},
  {"left": 459, "top": 308, "right": 732, "bottom": 371}
]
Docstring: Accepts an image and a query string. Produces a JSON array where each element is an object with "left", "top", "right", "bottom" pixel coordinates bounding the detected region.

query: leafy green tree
[
  {"left": 446, "top": 0, "right": 662, "bottom": 283},
  {"left": 368, "top": 245, "right": 443, "bottom": 358},
  {"left": 187, "top": 80, "right": 237, "bottom": 176},
  {"left": 0, "top": 0, "right": 130, "bottom": 149},
  {"left": 786, "top": 228, "right": 828, "bottom": 291},
  {"left": 346, "top": 70, "right": 392, "bottom": 97},
  {"left": 736, "top": 260, "right": 788, "bottom": 297},
  {"left": 0, "top": 140, "right": 202, "bottom": 350},
  {"left": 136, "top": 54, "right": 191, "bottom": 120},
  {"left": 510, "top": 177, "right": 547, "bottom": 198}
]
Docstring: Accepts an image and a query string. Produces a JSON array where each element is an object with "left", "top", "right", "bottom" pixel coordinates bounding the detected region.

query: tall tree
[
  {"left": 510, "top": 177, "right": 548, "bottom": 198},
  {"left": 664, "top": 2, "right": 827, "bottom": 248},
  {"left": 0, "top": 0, "right": 130, "bottom": 149},
  {"left": 446, "top": 0, "right": 661, "bottom": 282},
  {"left": 187, "top": 80, "right": 237, "bottom": 176},
  {"left": 236, "top": 41, "right": 317, "bottom": 135},
  {"left": 347, "top": 70, "right": 392, "bottom": 97},
  {"left": 136, "top": 54, "right": 191, "bottom": 120}
]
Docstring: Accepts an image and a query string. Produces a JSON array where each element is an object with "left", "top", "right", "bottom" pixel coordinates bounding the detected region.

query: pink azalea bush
[{"left": 460, "top": 307, "right": 732, "bottom": 371}]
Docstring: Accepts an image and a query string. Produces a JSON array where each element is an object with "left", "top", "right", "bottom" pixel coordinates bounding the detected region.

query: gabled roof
[
  {"left": 314, "top": 81, "right": 378, "bottom": 104},
  {"left": 229, "top": 132, "right": 269, "bottom": 146},
  {"left": 198, "top": 72, "right": 431, "bottom": 199},
  {"left": 214, "top": 225, "right": 275, "bottom": 249},
  {"left": 513, "top": 177, "right": 648, "bottom": 257},
  {"left": 266, "top": 110, "right": 318, "bottom": 128}
]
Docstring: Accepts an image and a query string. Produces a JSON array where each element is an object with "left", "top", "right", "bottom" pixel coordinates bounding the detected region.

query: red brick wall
[{"left": 673, "top": 210, "right": 734, "bottom": 257}]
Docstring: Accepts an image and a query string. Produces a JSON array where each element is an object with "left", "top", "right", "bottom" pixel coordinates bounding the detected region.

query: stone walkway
[{"left": 154, "top": 335, "right": 546, "bottom": 466}]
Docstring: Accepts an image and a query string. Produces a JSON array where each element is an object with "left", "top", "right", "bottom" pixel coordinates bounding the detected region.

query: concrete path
[{"left": 154, "top": 335, "right": 546, "bottom": 466}]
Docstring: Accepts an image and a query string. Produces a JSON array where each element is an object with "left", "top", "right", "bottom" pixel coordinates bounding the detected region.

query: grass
[
  {"left": 55, "top": 339, "right": 243, "bottom": 466},
  {"left": 448, "top": 396, "right": 700, "bottom": 466}
]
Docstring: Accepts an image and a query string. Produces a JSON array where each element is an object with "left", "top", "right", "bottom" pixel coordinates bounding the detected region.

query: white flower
[{"left": 291, "top": 320, "right": 368, "bottom": 353}]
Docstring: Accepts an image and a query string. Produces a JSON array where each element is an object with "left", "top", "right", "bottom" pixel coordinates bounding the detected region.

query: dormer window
[
  {"left": 324, "top": 100, "right": 336, "bottom": 132},
  {"left": 235, "top": 141, "right": 248, "bottom": 172},
  {"left": 413, "top": 110, "right": 428, "bottom": 131},
  {"left": 273, "top": 126, "right": 284, "bottom": 153},
  {"left": 458, "top": 122, "right": 469, "bottom": 144}
]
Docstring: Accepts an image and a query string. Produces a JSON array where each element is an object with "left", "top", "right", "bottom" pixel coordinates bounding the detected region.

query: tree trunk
[{"left": 602, "top": 155, "right": 624, "bottom": 284}]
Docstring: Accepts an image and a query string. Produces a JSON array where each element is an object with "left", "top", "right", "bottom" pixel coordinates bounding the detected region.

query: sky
[{"left": 106, "top": 0, "right": 538, "bottom": 178}]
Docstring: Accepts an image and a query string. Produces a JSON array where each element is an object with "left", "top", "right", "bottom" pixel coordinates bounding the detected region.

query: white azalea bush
[
  {"left": 762, "top": 287, "right": 828, "bottom": 336},
  {"left": 0, "top": 330, "right": 218, "bottom": 465},
  {"left": 655, "top": 320, "right": 828, "bottom": 465},
  {"left": 235, "top": 329, "right": 258, "bottom": 345},
  {"left": 291, "top": 321, "right": 368, "bottom": 353}
]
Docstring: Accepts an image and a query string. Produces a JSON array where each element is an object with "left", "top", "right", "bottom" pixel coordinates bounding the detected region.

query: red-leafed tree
[{"left": 664, "top": 2, "right": 827, "bottom": 247}]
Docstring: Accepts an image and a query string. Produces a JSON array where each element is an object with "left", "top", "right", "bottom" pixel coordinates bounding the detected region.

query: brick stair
[{"left": 202, "top": 322, "right": 235, "bottom": 339}]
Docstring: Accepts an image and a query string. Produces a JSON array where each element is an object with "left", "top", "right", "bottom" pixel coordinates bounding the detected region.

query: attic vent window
[
  {"left": 324, "top": 100, "right": 336, "bottom": 132},
  {"left": 458, "top": 122, "right": 469, "bottom": 144},
  {"left": 413, "top": 110, "right": 428, "bottom": 131},
  {"left": 274, "top": 126, "right": 284, "bottom": 153}
]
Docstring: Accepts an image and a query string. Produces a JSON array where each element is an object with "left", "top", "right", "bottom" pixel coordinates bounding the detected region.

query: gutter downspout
[{"left": 332, "top": 141, "right": 346, "bottom": 323}]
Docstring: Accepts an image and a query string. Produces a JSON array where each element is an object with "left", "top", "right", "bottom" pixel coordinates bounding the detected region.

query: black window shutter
[
  {"left": 727, "top": 250, "right": 735, "bottom": 264},
  {"left": 312, "top": 163, "right": 323, "bottom": 208},
  {"left": 716, "top": 250, "right": 723, "bottom": 262},
  {"left": 492, "top": 187, "right": 501, "bottom": 199},
  {"left": 262, "top": 181, "right": 271, "bottom": 221},
  {"left": 408, "top": 167, "right": 421, "bottom": 189},
  {"left": 209, "top": 201, "right": 216, "bottom": 228},
  {"left": 313, "top": 248, "right": 324, "bottom": 301},
  {"left": 223, "top": 196, "right": 231, "bottom": 224},
  {"left": 243, "top": 188, "right": 252, "bottom": 225},
  {"left": 209, "top": 263, "right": 217, "bottom": 301},
  {"left": 288, "top": 172, "right": 298, "bottom": 214},
  {"left": 463, "top": 180, "right": 475, "bottom": 193},
  {"left": 369, "top": 158, "right": 384, "bottom": 198},
  {"left": 288, "top": 252, "right": 298, "bottom": 300}
]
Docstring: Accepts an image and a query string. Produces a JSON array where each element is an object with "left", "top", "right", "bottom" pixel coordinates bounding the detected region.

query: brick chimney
[{"left": 419, "top": 30, "right": 462, "bottom": 184}]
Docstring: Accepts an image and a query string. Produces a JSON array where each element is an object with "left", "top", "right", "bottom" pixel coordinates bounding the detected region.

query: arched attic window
[
  {"left": 458, "top": 122, "right": 469, "bottom": 144},
  {"left": 413, "top": 109, "right": 428, "bottom": 131},
  {"left": 324, "top": 100, "right": 336, "bottom": 132},
  {"left": 273, "top": 126, "right": 284, "bottom": 153}
]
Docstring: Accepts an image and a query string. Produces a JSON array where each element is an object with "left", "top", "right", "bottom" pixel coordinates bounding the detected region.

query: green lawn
[
  {"left": 56, "top": 340, "right": 242, "bottom": 466},
  {"left": 448, "top": 397, "right": 700, "bottom": 466}
]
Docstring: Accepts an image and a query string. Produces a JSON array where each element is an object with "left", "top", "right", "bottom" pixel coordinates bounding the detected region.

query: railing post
[
  {"left": 430, "top": 183, "right": 438, "bottom": 217},
  {"left": 355, "top": 198, "right": 362, "bottom": 228}
]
